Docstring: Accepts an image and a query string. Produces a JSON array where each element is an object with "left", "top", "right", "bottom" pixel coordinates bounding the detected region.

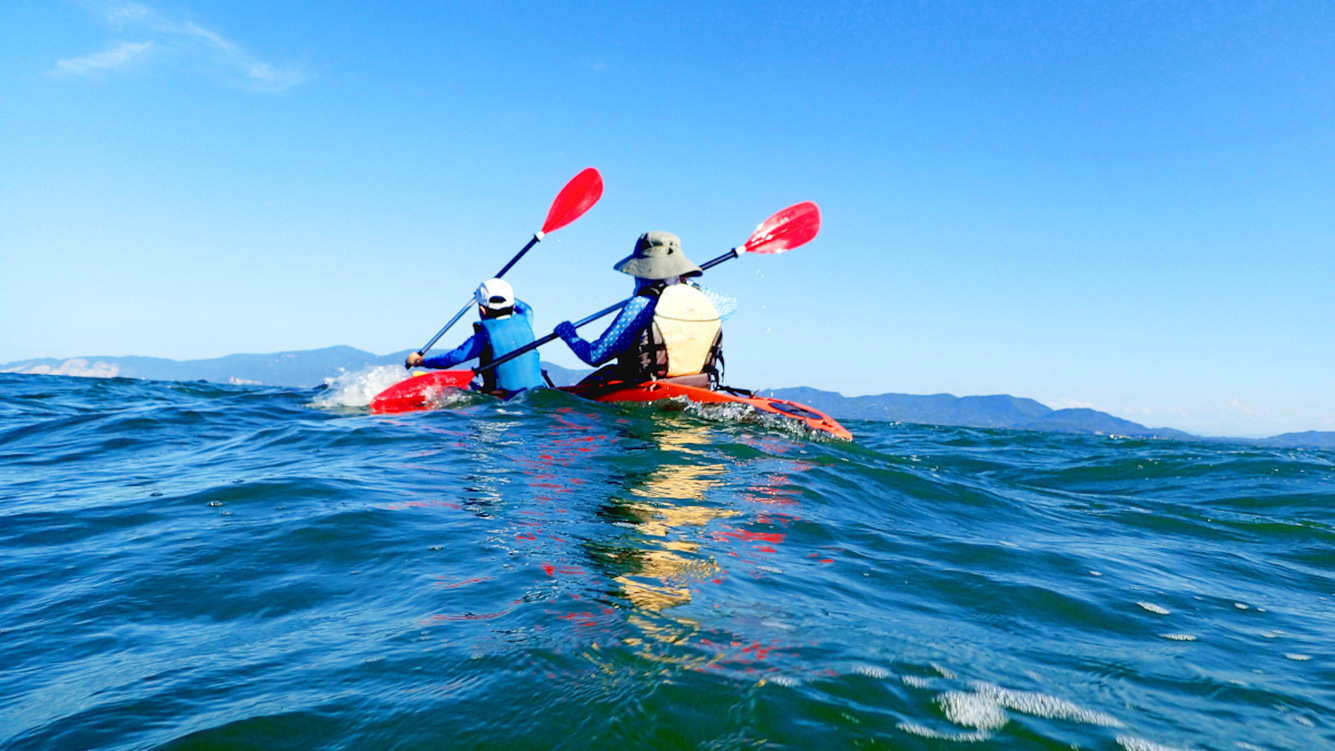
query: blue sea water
[{"left": 2, "top": 371, "right": 1333, "bottom": 750}]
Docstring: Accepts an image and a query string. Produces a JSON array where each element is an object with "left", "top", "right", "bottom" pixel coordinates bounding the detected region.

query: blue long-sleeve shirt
[
  {"left": 423, "top": 300, "right": 533, "bottom": 369},
  {"left": 558, "top": 295, "right": 655, "bottom": 366}
]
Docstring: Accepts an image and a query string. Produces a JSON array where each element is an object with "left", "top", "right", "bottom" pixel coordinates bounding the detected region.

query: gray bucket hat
[{"left": 613, "top": 231, "right": 702, "bottom": 280}]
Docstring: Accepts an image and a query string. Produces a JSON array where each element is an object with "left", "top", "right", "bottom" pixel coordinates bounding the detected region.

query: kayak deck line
[
  {"left": 558, "top": 378, "right": 853, "bottom": 440},
  {"left": 369, "top": 370, "right": 853, "bottom": 440}
]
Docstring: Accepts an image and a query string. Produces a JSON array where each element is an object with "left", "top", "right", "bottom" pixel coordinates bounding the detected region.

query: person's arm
[
  {"left": 420, "top": 332, "right": 485, "bottom": 369},
  {"left": 556, "top": 296, "right": 653, "bottom": 366}
]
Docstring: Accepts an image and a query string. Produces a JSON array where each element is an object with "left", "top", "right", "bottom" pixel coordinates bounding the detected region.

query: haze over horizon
[
  {"left": 3, "top": 1, "right": 1332, "bottom": 438},
  {"left": 4, "top": 345, "right": 1330, "bottom": 442}
]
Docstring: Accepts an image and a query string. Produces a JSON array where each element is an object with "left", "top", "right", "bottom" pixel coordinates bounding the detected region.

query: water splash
[{"left": 312, "top": 365, "right": 425, "bottom": 408}]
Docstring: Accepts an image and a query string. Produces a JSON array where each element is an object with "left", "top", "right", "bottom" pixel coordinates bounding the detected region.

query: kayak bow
[
  {"left": 559, "top": 379, "right": 853, "bottom": 440},
  {"left": 369, "top": 370, "right": 474, "bottom": 413}
]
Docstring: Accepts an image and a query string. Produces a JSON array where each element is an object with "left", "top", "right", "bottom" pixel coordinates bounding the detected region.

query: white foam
[
  {"left": 971, "top": 682, "right": 1124, "bottom": 728},
  {"left": 897, "top": 722, "right": 992, "bottom": 742},
  {"left": 901, "top": 675, "right": 933, "bottom": 688},
  {"left": 852, "top": 664, "right": 890, "bottom": 679},
  {"left": 939, "top": 690, "right": 1008, "bottom": 730},
  {"left": 1284, "top": 653, "right": 1312, "bottom": 661},
  {"left": 1116, "top": 735, "right": 1191, "bottom": 751},
  {"left": 1160, "top": 634, "right": 1197, "bottom": 641},
  {"left": 312, "top": 365, "right": 423, "bottom": 409},
  {"left": 1137, "top": 601, "right": 1171, "bottom": 615}
]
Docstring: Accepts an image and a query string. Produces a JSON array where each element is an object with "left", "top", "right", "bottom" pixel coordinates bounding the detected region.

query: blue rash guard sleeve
[
  {"left": 559, "top": 296, "right": 654, "bottom": 366},
  {"left": 421, "top": 335, "right": 483, "bottom": 370},
  {"left": 421, "top": 300, "right": 534, "bottom": 369}
]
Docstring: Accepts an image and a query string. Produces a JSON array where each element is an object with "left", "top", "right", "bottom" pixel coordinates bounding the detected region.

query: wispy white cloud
[
  {"left": 53, "top": 40, "right": 155, "bottom": 77},
  {"left": 104, "top": 2, "right": 150, "bottom": 25},
  {"left": 178, "top": 20, "right": 309, "bottom": 92},
  {"left": 183, "top": 21, "right": 235, "bottom": 52},
  {"left": 53, "top": 1, "right": 311, "bottom": 92}
]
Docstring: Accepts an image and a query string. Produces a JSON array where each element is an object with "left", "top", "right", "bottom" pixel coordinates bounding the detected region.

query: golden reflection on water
[{"left": 607, "top": 425, "right": 736, "bottom": 612}]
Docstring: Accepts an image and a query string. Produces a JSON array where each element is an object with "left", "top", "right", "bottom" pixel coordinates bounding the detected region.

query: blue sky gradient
[{"left": 2, "top": 1, "right": 1332, "bottom": 436}]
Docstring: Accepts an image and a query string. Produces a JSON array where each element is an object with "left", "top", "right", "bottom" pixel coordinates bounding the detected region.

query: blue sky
[{"left": 2, "top": 1, "right": 1332, "bottom": 437}]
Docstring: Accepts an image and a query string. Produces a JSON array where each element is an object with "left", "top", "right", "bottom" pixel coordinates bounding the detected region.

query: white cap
[{"left": 475, "top": 278, "right": 515, "bottom": 310}]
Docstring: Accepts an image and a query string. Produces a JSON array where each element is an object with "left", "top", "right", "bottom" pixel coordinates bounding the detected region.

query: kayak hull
[{"left": 370, "top": 370, "right": 853, "bottom": 440}]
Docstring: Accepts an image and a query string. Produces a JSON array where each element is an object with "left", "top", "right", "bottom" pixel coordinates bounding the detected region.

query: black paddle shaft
[
  {"left": 473, "top": 299, "right": 627, "bottom": 376},
  {"left": 473, "top": 246, "right": 740, "bottom": 375},
  {"left": 416, "top": 233, "right": 542, "bottom": 356}
]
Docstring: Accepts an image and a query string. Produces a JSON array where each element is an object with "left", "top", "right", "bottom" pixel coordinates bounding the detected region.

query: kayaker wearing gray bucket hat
[
  {"left": 556, "top": 232, "right": 724, "bottom": 387},
  {"left": 612, "top": 230, "right": 702, "bottom": 279}
]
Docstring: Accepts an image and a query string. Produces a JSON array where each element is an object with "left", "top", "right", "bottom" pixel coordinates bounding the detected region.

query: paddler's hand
[
  {"left": 405, "top": 352, "right": 424, "bottom": 368},
  {"left": 555, "top": 321, "right": 578, "bottom": 343}
]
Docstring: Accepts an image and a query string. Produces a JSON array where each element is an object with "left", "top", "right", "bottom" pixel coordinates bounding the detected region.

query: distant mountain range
[
  {"left": 759, "top": 387, "right": 1335, "bottom": 449},
  {"left": 4, "top": 347, "right": 1332, "bottom": 449},
  {"left": 764, "top": 387, "right": 1194, "bottom": 435}
]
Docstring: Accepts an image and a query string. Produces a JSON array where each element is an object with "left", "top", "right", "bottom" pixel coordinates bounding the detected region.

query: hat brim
[{"left": 613, "top": 254, "right": 703, "bottom": 280}]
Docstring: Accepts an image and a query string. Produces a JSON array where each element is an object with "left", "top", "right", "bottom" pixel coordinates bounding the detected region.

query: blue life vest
[{"left": 476, "top": 315, "right": 544, "bottom": 394}]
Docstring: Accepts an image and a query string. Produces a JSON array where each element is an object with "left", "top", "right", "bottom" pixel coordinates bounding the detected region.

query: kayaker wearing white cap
[
  {"left": 555, "top": 232, "right": 723, "bottom": 387},
  {"left": 405, "top": 278, "right": 545, "bottom": 396}
]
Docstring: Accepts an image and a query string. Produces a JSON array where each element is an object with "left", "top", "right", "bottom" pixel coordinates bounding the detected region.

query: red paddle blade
[
  {"left": 541, "top": 167, "right": 604, "bottom": 234},
  {"left": 370, "top": 370, "right": 475, "bottom": 413},
  {"left": 742, "top": 201, "right": 821, "bottom": 255}
]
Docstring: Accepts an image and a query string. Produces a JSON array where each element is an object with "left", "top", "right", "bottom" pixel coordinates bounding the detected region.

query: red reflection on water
[
  {"left": 556, "top": 605, "right": 617, "bottom": 628},
  {"left": 694, "top": 637, "right": 789, "bottom": 668},
  {"left": 713, "top": 527, "right": 786, "bottom": 544},
  {"left": 808, "top": 546, "right": 842, "bottom": 564}
]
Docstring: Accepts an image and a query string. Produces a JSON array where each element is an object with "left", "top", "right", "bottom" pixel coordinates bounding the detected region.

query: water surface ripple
[{"left": 2, "top": 373, "right": 1332, "bottom": 749}]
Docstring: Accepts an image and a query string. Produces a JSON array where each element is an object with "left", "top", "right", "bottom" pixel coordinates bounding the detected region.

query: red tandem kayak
[{"left": 369, "top": 371, "right": 852, "bottom": 440}]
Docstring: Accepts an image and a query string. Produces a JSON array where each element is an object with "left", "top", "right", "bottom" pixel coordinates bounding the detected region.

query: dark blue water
[{"left": 2, "top": 372, "right": 1332, "bottom": 750}]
